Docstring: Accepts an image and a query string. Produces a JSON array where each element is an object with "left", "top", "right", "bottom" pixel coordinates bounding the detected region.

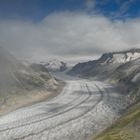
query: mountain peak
[{"left": 99, "top": 48, "right": 140, "bottom": 64}]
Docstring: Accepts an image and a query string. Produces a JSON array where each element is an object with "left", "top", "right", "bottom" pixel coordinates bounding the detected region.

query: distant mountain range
[
  {"left": 39, "top": 59, "right": 67, "bottom": 72},
  {"left": 69, "top": 48, "right": 140, "bottom": 79}
]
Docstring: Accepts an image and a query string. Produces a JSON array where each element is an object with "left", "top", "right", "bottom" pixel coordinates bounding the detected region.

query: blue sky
[{"left": 0, "top": 0, "right": 140, "bottom": 21}]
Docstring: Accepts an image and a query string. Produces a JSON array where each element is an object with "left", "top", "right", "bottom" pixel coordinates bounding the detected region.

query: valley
[
  {"left": 0, "top": 73, "right": 130, "bottom": 140},
  {"left": 0, "top": 48, "right": 139, "bottom": 140}
]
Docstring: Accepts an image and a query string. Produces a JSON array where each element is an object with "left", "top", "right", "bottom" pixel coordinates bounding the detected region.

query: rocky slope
[
  {"left": 100, "top": 57, "right": 139, "bottom": 108},
  {"left": 0, "top": 47, "right": 61, "bottom": 115}
]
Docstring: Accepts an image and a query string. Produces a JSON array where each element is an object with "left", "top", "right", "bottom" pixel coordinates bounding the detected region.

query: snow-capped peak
[
  {"left": 100, "top": 49, "right": 140, "bottom": 64},
  {"left": 41, "top": 59, "right": 67, "bottom": 72}
]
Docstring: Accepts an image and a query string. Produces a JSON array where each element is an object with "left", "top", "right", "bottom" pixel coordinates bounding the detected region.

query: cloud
[
  {"left": 0, "top": 11, "right": 140, "bottom": 61},
  {"left": 114, "top": 0, "right": 135, "bottom": 18},
  {"left": 85, "top": 0, "right": 96, "bottom": 10}
]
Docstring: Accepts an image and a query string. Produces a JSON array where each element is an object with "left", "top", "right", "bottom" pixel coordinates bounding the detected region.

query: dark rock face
[{"left": 60, "top": 62, "right": 67, "bottom": 72}]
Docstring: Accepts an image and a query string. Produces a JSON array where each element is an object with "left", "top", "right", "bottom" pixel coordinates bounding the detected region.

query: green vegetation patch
[{"left": 92, "top": 103, "right": 140, "bottom": 140}]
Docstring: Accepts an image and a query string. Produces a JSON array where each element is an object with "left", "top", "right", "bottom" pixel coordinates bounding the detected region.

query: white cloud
[
  {"left": 0, "top": 11, "right": 140, "bottom": 61},
  {"left": 85, "top": 0, "right": 96, "bottom": 11},
  {"left": 114, "top": 0, "right": 134, "bottom": 18}
]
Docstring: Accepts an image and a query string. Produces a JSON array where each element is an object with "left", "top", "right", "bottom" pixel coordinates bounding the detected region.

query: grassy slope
[{"left": 92, "top": 102, "right": 140, "bottom": 140}]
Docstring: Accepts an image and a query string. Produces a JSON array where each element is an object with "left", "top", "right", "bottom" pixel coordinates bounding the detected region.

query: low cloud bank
[{"left": 0, "top": 11, "right": 140, "bottom": 61}]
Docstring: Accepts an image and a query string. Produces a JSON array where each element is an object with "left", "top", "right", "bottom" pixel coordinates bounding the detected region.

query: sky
[{"left": 0, "top": 0, "right": 140, "bottom": 62}]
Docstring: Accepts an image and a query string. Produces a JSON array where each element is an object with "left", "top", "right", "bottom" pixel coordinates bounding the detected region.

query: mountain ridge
[{"left": 69, "top": 48, "right": 140, "bottom": 78}]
